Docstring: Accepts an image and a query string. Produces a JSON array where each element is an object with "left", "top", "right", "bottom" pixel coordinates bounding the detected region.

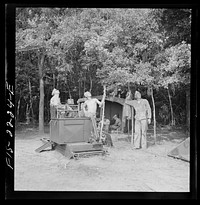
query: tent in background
[
  {"left": 77, "top": 95, "right": 129, "bottom": 132},
  {"left": 167, "top": 137, "right": 190, "bottom": 162}
]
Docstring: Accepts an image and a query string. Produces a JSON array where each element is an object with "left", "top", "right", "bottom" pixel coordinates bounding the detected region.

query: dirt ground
[{"left": 14, "top": 125, "right": 189, "bottom": 192}]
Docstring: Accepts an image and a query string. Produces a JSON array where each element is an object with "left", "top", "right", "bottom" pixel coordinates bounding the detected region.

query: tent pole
[
  {"left": 131, "top": 107, "right": 134, "bottom": 146},
  {"left": 127, "top": 118, "right": 130, "bottom": 137}
]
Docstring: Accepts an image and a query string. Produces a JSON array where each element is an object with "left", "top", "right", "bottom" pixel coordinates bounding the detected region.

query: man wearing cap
[
  {"left": 82, "top": 91, "right": 105, "bottom": 140},
  {"left": 83, "top": 91, "right": 103, "bottom": 118},
  {"left": 125, "top": 91, "right": 151, "bottom": 149},
  {"left": 50, "top": 88, "right": 61, "bottom": 118},
  {"left": 50, "top": 89, "right": 61, "bottom": 106}
]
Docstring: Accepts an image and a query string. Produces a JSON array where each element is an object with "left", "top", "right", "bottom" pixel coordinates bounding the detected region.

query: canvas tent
[
  {"left": 77, "top": 95, "right": 130, "bottom": 132},
  {"left": 167, "top": 137, "right": 190, "bottom": 162}
]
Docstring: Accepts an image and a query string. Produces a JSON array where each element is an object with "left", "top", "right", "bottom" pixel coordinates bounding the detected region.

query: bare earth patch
[{"left": 14, "top": 127, "right": 189, "bottom": 192}]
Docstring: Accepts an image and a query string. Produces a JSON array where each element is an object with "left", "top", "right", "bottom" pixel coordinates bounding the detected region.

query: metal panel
[
  {"left": 58, "top": 119, "right": 84, "bottom": 143},
  {"left": 50, "top": 118, "right": 92, "bottom": 144},
  {"left": 50, "top": 120, "right": 59, "bottom": 143}
]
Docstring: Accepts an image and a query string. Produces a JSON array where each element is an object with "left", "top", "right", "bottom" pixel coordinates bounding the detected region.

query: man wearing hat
[
  {"left": 125, "top": 91, "right": 151, "bottom": 149},
  {"left": 83, "top": 90, "right": 114, "bottom": 145},
  {"left": 50, "top": 88, "right": 61, "bottom": 118},
  {"left": 82, "top": 91, "right": 103, "bottom": 118},
  {"left": 50, "top": 89, "right": 61, "bottom": 106}
]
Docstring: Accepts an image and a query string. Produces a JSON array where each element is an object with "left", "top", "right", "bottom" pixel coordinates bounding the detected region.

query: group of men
[
  {"left": 81, "top": 89, "right": 151, "bottom": 149},
  {"left": 50, "top": 87, "right": 151, "bottom": 149}
]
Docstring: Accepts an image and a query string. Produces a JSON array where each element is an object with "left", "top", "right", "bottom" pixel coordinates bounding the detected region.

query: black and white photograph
[{"left": 5, "top": 5, "right": 198, "bottom": 199}]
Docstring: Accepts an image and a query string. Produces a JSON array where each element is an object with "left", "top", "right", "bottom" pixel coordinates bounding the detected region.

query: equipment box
[{"left": 50, "top": 118, "right": 92, "bottom": 144}]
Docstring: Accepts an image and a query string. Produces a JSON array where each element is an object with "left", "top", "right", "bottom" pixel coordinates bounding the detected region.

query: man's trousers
[{"left": 134, "top": 119, "right": 148, "bottom": 149}]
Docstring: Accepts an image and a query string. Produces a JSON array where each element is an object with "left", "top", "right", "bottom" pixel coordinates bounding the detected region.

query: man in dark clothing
[{"left": 110, "top": 114, "right": 122, "bottom": 131}]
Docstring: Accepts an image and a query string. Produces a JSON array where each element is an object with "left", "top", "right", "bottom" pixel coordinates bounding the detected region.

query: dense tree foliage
[{"left": 15, "top": 8, "right": 191, "bottom": 133}]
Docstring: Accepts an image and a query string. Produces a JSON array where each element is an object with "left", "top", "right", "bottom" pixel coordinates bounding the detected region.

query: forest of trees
[{"left": 15, "top": 8, "right": 191, "bottom": 134}]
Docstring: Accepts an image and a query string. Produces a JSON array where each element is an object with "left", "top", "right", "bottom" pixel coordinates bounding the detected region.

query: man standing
[
  {"left": 123, "top": 90, "right": 132, "bottom": 133},
  {"left": 82, "top": 91, "right": 103, "bottom": 139},
  {"left": 125, "top": 91, "right": 151, "bottom": 149},
  {"left": 50, "top": 88, "right": 61, "bottom": 106},
  {"left": 82, "top": 91, "right": 103, "bottom": 118},
  {"left": 50, "top": 88, "right": 61, "bottom": 118}
]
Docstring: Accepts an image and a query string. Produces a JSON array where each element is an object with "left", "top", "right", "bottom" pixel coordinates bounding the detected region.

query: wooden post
[
  {"left": 131, "top": 107, "right": 134, "bottom": 146},
  {"left": 151, "top": 88, "right": 156, "bottom": 144},
  {"left": 100, "top": 86, "right": 106, "bottom": 140},
  {"left": 127, "top": 118, "right": 130, "bottom": 137},
  {"left": 167, "top": 85, "right": 175, "bottom": 126}
]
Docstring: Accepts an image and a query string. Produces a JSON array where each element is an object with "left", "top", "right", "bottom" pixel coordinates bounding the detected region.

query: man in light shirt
[
  {"left": 50, "top": 88, "right": 61, "bottom": 118},
  {"left": 125, "top": 91, "right": 151, "bottom": 149},
  {"left": 83, "top": 91, "right": 108, "bottom": 141},
  {"left": 83, "top": 91, "right": 103, "bottom": 118},
  {"left": 50, "top": 88, "right": 61, "bottom": 106}
]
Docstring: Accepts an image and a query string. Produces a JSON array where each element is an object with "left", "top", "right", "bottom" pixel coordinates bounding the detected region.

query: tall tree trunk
[
  {"left": 57, "top": 74, "right": 60, "bottom": 90},
  {"left": 66, "top": 81, "right": 72, "bottom": 99},
  {"left": 53, "top": 73, "right": 56, "bottom": 88},
  {"left": 26, "top": 103, "right": 30, "bottom": 124},
  {"left": 28, "top": 78, "right": 35, "bottom": 123},
  {"left": 167, "top": 85, "right": 175, "bottom": 126},
  {"left": 83, "top": 76, "right": 86, "bottom": 93},
  {"left": 38, "top": 52, "right": 45, "bottom": 134},
  {"left": 151, "top": 88, "right": 156, "bottom": 144},
  {"left": 78, "top": 80, "right": 81, "bottom": 99},
  {"left": 17, "top": 92, "right": 21, "bottom": 122},
  {"left": 89, "top": 76, "right": 92, "bottom": 93}
]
